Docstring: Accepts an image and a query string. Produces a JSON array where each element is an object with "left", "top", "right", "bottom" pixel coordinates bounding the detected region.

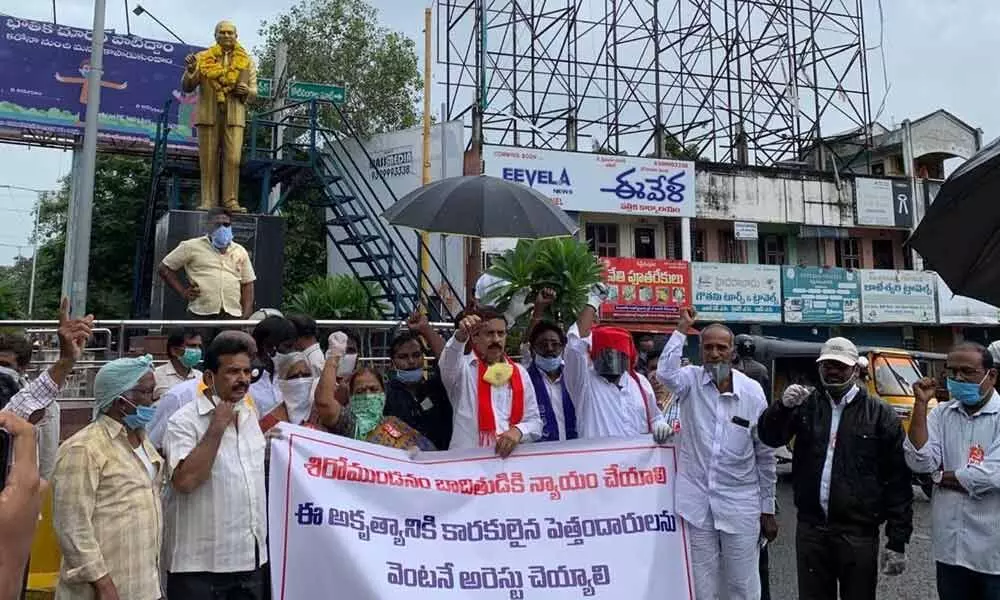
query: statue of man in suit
[{"left": 181, "top": 21, "right": 256, "bottom": 212}]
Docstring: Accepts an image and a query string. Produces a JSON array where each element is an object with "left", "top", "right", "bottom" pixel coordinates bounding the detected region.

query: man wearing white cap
[{"left": 757, "top": 337, "right": 913, "bottom": 600}]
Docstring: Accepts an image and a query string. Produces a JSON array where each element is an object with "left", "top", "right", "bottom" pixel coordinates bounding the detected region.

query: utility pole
[
  {"left": 268, "top": 41, "right": 289, "bottom": 213},
  {"left": 0, "top": 185, "right": 47, "bottom": 317},
  {"left": 62, "top": 0, "right": 106, "bottom": 317},
  {"left": 419, "top": 7, "right": 432, "bottom": 312}
]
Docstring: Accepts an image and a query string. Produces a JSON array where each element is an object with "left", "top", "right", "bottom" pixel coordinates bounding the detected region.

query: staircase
[{"left": 137, "top": 98, "right": 464, "bottom": 322}]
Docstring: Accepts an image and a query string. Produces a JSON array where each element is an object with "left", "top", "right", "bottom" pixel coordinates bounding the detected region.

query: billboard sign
[
  {"left": 855, "top": 177, "right": 914, "bottom": 228},
  {"left": 934, "top": 274, "right": 1000, "bottom": 325},
  {"left": 600, "top": 258, "right": 691, "bottom": 321},
  {"left": 859, "top": 269, "right": 936, "bottom": 324},
  {"left": 782, "top": 266, "right": 861, "bottom": 324},
  {"left": 691, "top": 263, "right": 782, "bottom": 322},
  {"left": 483, "top": 145, "right": 695, "bottom": 217},
  {"left": 0, "top": 16, "right": 203, "bottom": 146}
]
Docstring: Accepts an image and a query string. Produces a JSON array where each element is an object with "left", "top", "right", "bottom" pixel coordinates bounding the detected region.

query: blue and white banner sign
[
  {"left": 692, "top": 263, "right": 782, "bottom": 322},
  {"left": 483, "top": 145, "right": 696, "bottom": 217}
]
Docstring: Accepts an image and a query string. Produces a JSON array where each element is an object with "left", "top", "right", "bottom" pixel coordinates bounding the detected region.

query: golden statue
[{"left": 181, "top": 21, "right": 256, "bottom": 212}]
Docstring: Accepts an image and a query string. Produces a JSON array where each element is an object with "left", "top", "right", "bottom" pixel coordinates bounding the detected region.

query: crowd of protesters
[{"left": 0, "top": 283, "right": 999, "bottom": 600}]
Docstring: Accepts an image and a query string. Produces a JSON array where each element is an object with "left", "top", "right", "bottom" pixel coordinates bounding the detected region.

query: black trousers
[
  {"left": 796, "top": 520, "right": 879, "bottom": 600},
  {"left": 937, "top": 562, "right": 1000, "bottom": 600},
  {"left": 167, "top": 566, "right": 267, "bottom": 600}
]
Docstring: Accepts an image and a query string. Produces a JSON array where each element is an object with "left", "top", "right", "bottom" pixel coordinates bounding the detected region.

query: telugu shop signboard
[
  {"left": 600, "top": 258, "right": 691, "bottom": 321},
  {"left": 691, "top": 263, "right": 782, "bottom": 323},
  {"left": 483, "top": 145, "right": 695, "bottom": 218},
  {"left": 859, "top": 270, "right": 936, "bottom": 324}
]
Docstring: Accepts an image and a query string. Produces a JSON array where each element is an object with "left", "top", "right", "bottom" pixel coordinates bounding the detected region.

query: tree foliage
[
  {"left": 255, "top": 0, "right": 425, "bottom": 298},
  {"left": 284, "top": 274, "right": 385, "bottom": 319},
  {"left": 485, "top": 238, "right": 603, "bottom": 327},
  {"left": 30, "top": 155, "right": 150, "bottom": 318}
]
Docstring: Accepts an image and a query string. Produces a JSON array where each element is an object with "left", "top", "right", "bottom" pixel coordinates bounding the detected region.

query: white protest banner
[
  {"left": 269, "top": 425, "right": 692, "bottom": 600},
  {"left": 483, "top": 145, "right": 695, "bottom": 217},
  {"left": 859, "top": 269, "right": 936, "bottom": 324}
]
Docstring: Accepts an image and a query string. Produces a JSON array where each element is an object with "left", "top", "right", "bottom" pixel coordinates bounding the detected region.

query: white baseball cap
[{"left": 816, "top": 337, "right": 859, "bottom": 366}]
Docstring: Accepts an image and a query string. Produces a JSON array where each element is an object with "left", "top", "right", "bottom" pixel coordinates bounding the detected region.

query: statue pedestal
[{"left": 150, "top": 210, "right": 286, "bottom": 319}]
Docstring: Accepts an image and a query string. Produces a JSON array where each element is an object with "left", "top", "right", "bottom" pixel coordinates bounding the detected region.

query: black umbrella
[
  {"left": 382, "top": 175, "right": 579, "bottom": 238},
  {"left": 908, "top": 135, "right": 1000, "bottom": 306}
]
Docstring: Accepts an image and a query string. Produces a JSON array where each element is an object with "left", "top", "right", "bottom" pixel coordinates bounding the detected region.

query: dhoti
[{"left": 686, "top": 518, "right": 761, "bottom": 600}]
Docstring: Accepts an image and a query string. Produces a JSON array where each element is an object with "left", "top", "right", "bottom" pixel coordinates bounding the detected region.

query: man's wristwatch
[{"left": 931, "top": 471, "right": 943, "bottom": 485}]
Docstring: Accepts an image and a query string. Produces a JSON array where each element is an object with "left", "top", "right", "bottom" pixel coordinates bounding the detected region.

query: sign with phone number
[{"left": 483, "top": 145, "right": 696, "bottom": 217}]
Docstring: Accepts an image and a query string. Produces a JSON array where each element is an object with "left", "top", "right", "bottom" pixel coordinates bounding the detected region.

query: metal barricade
[{"left": 0, "top": 318, "right": 456, "bottom": 406}]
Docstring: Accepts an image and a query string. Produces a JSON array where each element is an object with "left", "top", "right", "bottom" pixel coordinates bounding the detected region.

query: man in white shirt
[
  {"left": 525, "top": 321, "right": 577, "bottom": 442},
  {"left": 439, "top": 307, "right": 543, "bottom": 456},
  {"left": 657, "top": 307, "right": 777, "bottom": 600},
  {"left": 288, "top": 313, "right": 325, "bottom": 377},
  {"left": 250, "top": 315, "right": 298, "bottom": 417},
  {"left": 153, "top": 329, "right": 203, "bottom": 400},
  {"left": 907, "top": 342, "right": 1000, "bottom": 600},
  {"left": 563, "top": 297, "right": 668, "bottom": 441},
  {"left": 163, "top": 332, "right": 267, "bottom": 599}
]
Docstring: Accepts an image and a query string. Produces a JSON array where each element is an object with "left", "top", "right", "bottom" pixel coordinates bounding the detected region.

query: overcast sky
[{"left": 0, "top": 0, "right": 996, "bottom": 265}]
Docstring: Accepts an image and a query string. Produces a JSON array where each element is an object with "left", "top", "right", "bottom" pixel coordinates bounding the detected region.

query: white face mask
[{"left": 279, "top": 377, "right": 315, "bottom": 424}]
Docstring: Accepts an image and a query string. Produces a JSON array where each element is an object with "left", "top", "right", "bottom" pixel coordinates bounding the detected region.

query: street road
[{"left": 767, "top": 468, "right": 937, "bottom": 599}]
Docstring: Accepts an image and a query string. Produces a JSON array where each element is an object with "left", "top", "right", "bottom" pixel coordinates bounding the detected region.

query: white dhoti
[{"left": 685, "top": 518, "right": 761, "bottom": 600}]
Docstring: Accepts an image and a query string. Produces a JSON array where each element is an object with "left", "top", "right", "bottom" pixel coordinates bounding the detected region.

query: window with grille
[
  {"left": 836, "top": 238, "right": 861, "bottom": 269},
  {"left": 717, "top": 230, "right": 745, "bottom": 263},
  {"left": 693, "top": 229, "right": 707, "bottom": 262},
  {"left": 871, "top": 239, "right": 895, "bottom": 269},
  {"left": 585, "top": 223, "right": 619, "bottom": 257},
  {"left": 758, "top": 234, "right": 786, "bottom": 265}
]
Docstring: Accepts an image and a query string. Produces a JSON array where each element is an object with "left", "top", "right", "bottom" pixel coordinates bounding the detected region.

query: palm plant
[
  {"left": 484, "top": 237, "right": 602, "bottom": 327},
  {"left": 284, "top": 275, "right": 386, "bottom": 319}
]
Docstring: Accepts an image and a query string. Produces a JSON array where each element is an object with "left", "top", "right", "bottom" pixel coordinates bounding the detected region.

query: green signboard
[
  {"left": 257, "top": 78, "right": 273, "bottom": 100},
  {"left": 288, "top": 81, "right": 346, "bottom": 104}
]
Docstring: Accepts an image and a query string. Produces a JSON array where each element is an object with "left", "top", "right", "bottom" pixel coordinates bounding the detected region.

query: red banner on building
[{"left": 600, "top": 258, "right": 691, "bottom": 321}]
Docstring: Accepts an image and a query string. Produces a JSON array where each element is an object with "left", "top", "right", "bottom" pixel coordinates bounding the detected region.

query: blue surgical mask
[
  {"left": 393, "top": 368, "right": 424, "bottom": 384},
  {"left": 534, "top": 355, "right": 563, "bottom": 374},
  {"left": 180, "top": 347, "right": 202, "bottom": 369},
  {"left": 120, "top": 397, "right": 156, "bottom": 431},
  {"left": 210, "top": 225, "right": 233, "bottom": 249},
  {"left": 947, "top": 376, "right": 988, "bottom": 407}
]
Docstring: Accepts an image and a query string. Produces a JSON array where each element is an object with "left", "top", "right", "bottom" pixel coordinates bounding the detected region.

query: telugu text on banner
[{"left": 268, "top": 425, "right": 693, "bottom": 600}]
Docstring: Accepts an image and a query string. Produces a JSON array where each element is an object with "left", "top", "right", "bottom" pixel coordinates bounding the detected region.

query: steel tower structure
[{"left": 437, "top": 0, "right": 873, "bottom": 167}]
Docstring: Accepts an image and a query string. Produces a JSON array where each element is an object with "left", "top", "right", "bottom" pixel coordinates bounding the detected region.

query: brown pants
[{"left": 197, "top": 120, "right": 244, "bottom": 209}]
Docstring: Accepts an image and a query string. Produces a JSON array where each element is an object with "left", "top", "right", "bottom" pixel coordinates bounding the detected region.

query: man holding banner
[
  {"left": 657, "top": 307, "right": 777, "bottom": 600},
  {"left": 439, "top": 307, "right": 543, "bottom": 456}
]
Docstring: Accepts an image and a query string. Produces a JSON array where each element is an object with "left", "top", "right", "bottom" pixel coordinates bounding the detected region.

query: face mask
[
  {"left": 350, "top": 392, "right": 385, "bottom": 439},
  {"left": 482, "top": 362, "right": 514, "bottom": 386},
  {"left": 272, "top": 351, "right": 299, "bottom": 377},
  {"left": 179, "top": 347, "right": 202, "bottom": 369},
  {"left": 393, "top": 368, "right": 424, "bottom": 384},
  {"left": 279, "top": 377, "right": 314, "bottom": 424},
  {"left": 820, "top": 369, "right": 856, "bottom": 396},
  {"left": 534, "top": 355, "right": 563, "bottom": 374},
  {"left": 947, "top": 375, "right": 988, "bottom": 407},
  {"left": 210, "top": 225, "right": 233, "bottom": 249},
  {"left": 706, "top": 362, "right": 731, "bottom": 386},
  {"left": 120, "top": 397, "right": 156, "bottom": 431}
]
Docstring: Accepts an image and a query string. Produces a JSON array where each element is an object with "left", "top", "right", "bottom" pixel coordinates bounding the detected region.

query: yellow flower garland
[{"left": 196, "top": 42, "right": 252, "bottom": 104}]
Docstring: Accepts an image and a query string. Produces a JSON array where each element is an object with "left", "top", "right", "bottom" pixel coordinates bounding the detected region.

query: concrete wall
[{"left": 695, "top": 165, "right": 854, "bottom": 227}]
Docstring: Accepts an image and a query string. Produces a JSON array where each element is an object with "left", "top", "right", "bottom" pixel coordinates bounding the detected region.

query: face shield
[{"left": 593, "top": 349, "right": 630, "bottom": 384}]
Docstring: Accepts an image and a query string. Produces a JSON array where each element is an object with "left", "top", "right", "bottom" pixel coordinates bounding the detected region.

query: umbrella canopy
[
  {"left": 382, "top": 175, "right": 579, "bottom": 239},
  {"left": 908, "top": 135, "right": 1000, "bottom": 306}
]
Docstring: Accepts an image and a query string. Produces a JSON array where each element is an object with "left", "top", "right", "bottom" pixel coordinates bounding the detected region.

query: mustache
[{"left": 488, "top": 343, "right": 503, "bottom": 350}]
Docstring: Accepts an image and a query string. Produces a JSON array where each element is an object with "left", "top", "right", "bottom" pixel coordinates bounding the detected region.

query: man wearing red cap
[
  {"left": 657, "top": 307, "right": 777, "bottom": 600},
  {"left": 439, "top": 307, "right": 543, "bottom": 456},
  {"left": 563, "top": 289, "right": 670, "bottom": 441}
]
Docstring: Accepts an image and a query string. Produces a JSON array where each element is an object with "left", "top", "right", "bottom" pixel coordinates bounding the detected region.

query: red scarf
[{"left": 476, "top": 357, "right": 525, "bottom": 446}]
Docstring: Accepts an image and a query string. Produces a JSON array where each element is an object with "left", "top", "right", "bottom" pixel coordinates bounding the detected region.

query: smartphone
[
  {"left": 337, "top": 353, "right": 359, "bottom": 378},
  {"left": 0, "top": 429, "right": 11, "bottom": 492}
]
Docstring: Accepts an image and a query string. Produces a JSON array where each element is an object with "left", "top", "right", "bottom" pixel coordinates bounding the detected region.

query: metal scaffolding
[{"left": 437, "top": 0, "right": 872, "bottom": 166}]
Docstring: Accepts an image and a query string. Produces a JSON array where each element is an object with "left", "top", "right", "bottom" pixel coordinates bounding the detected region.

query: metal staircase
[{"left": 136, "top": 98, "right": 463, "bottom": 322}]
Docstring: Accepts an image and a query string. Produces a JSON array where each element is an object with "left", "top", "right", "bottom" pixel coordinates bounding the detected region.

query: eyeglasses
[{"left": 944, "top": 366, "right": 986, "bottom": 382}]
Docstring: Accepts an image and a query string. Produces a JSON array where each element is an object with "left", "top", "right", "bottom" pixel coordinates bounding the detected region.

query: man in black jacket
[{"left": 757, "top": 336, "right": 912, "bottom": 600}]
